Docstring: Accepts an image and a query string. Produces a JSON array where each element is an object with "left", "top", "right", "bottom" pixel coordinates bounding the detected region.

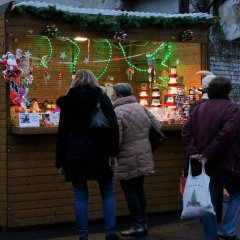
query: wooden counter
[
  {"left": 6, "top": 125, "right": 185, "bottom": 228},
  {"left": 11, "top": 123, "right": 183, "bottom": 135}
]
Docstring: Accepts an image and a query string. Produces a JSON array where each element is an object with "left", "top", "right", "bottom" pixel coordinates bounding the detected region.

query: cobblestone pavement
[{"left": 0, "top": 211, "right": 204, "bottom": 240}]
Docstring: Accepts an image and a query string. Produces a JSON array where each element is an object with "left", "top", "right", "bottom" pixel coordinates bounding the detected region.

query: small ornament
[
  {"left": 24, "top": 50, "right": 32, "bottom": 59},
  {"left": 44, "top": 24, "right": 58, "bottom": 38},
  {"left": 126, "top": 67, "right": 134, "bottom": 81},
  {"left": 83, "top": 57, "right": 89, "bottom": 65},
  {"left": 113, "top": 30, "right": 127, "bottom": 42},
  {"left": 60, "top": 51, "right": 67, "bottom": 60},
  {"left": 181, "top": 30, "right": 194, "bottom": 42},
  {"left": 44, "top": 70, "right": 51, "bottom": 85}
]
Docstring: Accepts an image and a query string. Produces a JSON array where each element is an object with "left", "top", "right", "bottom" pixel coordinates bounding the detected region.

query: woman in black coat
[{"left": 56, "top": 69, "right": 120, "bottom": 240}]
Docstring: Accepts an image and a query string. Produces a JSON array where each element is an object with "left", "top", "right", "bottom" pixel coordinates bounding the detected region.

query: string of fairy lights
[{"left": 31, "top": 36, "right": 174, "bottom": 82}]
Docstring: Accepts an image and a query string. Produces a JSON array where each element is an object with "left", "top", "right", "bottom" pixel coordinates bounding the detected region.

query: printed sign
[{"left": 19, "top": 113, "right": 40, "bottom": 127}]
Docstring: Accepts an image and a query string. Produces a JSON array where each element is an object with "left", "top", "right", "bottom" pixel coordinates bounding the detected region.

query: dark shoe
[
  {"left": 121, "top": 227, "right": 148, "bottom": 237},
  {"left": 218, "top": 234, "right": 239, "bottom": 240},
  {"left": 105, "top": 233, "right": 121, "bottom": 240}
]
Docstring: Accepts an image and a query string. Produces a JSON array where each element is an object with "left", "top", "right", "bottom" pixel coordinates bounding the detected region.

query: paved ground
[
  {"left": 0, "top": 208, "right": 239, "bottom": 240},
  {"left": 0, "top": 211, "right": 204, "bottom": 240}
]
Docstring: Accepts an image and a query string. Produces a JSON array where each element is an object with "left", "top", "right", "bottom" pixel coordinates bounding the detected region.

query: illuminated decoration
[
  {"left": 146, "top": 43, "right": 165, "bottom": 58},
  {"left": 113, "top": 30, "right": 127, "bottom": 42},
  {"left": 34, "top": 36, "right": 53, "bottom": 68},
  {"left": 119, "top": 42, "right": 148, "bottom": 72},
  {"left": 60, "top": 51, "right": 67, "bottom": 60},
  {"left": 119, "top": 42, "right": 172, "bottom": 72},
  {"left": 66, "top": 38, "right": 81, "bottom": 74},
  {"left": 161, "top": 43, "right": 171, "bottom": 68},
  {"left": 96, "top": 39, "right": 112, "bottom": 80},
  {"left": 166, "top": 66, "right": 179, "bottom": 109},
  {"left": 74, "top": 37, "right": 88, "bottom": 41},
  {"left": 181, "top": 30, "right": 194, "bottom": 42},
  {"left": 158, "top": 77, "right": 169, "bottom": 90},
  {"left": 176, "top": 58, "right": 180, "bottom": 65},
  {"left": 24, "top": 50, "right": 32, "bottom": 59},
  {"left": 44, "top": 24, "right": 58, "bottom": 38}
]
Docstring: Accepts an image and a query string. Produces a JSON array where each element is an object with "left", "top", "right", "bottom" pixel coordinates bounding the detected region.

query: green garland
[{"left": 14, "top": 5, "right": 216, "bottom": 32}]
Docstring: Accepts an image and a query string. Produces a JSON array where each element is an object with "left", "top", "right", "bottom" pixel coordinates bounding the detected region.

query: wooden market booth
[{"left": 0, "top": 1, "right": 215, "bottom": 228}]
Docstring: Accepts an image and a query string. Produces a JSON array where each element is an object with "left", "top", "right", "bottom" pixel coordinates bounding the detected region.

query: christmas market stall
[{"left": 0, "top": 1, "right": 216, "bottom": 228}]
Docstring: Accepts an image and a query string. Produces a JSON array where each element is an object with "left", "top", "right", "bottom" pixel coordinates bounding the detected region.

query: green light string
[
  {"left": 161, "top": 43, "right": 171, "bottom": 69},
  {"left": 34, "top": 36, "right": 53, "bottom": 68},
  {"left": 146, "top": 43, "right": 165, "bottom": 58},
  {"left": 66, "top": 38, "right": 81, "bottom": 74},
  {"left": 119, "top": 42, "right": 148, "bottom": 72},
  {"left": 96, "top": 39, "right": 112, "bottom": 80}
]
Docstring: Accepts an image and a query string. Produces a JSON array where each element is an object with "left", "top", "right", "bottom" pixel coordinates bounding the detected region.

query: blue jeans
[
  {"left": 73, "top": 178, "right": 116, "bottom": 240},
  {"left": 202, "top": 179, "right": 240, "bottom": 240}
]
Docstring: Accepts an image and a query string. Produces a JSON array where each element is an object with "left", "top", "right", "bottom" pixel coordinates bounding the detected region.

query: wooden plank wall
[{"left": 0, "top": 14, "right": 7, "bottom": 227}]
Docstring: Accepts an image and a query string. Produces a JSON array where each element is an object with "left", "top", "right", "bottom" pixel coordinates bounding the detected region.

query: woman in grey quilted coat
[{"left": 111, "top": 83, "right": 162, "bottom": 238}]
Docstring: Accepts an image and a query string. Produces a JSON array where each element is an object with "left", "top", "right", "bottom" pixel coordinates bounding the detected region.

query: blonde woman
[{"left": 56, "top": 69, "right": 120, "bottom": 240}]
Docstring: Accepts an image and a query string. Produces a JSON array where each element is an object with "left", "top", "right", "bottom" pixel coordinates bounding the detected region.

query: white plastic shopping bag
[{"left": 181, "top": 158, "right": 215, "bottom": 219}]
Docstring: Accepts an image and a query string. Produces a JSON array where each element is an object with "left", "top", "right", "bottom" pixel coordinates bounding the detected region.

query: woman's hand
[
  {"left": 59, "top": 167, "right": 64, "bottom": 175},
  {"left": 190, "top": 154, "right": 207, "bottom": 163},
  {"left": 109, "top": 157, "right": 118, "bottom": 171}
]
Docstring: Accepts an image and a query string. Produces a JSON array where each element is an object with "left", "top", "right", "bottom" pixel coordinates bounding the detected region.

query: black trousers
[{"left": 120, "top": 176, "right": 147, "bottom": 227}]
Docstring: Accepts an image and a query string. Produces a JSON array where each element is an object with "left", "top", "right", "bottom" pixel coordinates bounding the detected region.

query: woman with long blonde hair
[{"left": 56, "top": 69, "right": 120, "bottom": 240}]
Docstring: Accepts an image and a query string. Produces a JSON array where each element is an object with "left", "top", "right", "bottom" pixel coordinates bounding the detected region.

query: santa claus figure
[{"left": 0, "top": 49, "right": 23, "bottom": 85}]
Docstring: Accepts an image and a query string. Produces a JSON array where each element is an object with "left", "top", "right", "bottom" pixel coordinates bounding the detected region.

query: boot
[
  {"left": 218, "top": 234, "right": 239, "bottom": 240},
  {"left": 105, "top": 233, "right": 121, "bottom": 240},
  {"left": 121, "top": 226, "right": 148, "bottom": 237}
]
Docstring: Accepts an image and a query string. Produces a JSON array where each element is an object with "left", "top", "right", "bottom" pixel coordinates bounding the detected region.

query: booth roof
[{"left": 15, "top": 1, "right": 214, "bottom": 19}]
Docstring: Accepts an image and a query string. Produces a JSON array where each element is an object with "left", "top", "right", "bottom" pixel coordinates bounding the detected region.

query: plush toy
[
  {"left": 0, "top": 49, "right": 23, "bottom": 85},
  {"left": 10, "top": 86, "right": 30, "bottom": 106},
  {"left": 30, "top": 101, "right": 41, "bottom": 113},
  {"left": 17, "top": 86, "right": 30, "bottom": 106},
  {"left": 10, "top": 89, "right": 20, "bottom": 106}
]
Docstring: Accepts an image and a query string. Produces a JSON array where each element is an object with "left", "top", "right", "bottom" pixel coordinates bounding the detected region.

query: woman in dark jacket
[
  {"left": 56, "top": 69, "right": 120, "bottom": 240},
  {"left": 182, "top": 76, "right": 240, "bottom": 240}
]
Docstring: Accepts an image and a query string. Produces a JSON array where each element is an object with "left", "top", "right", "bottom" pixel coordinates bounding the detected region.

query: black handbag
[
  {"left": 89, "top": 99, "right": 110, "bottom": 129},
  {"left": 142, "top": 106, "right": 166, "bottom": 151},
  {"left": 149, "top": 123, "right": 166, "bottom": 151}
]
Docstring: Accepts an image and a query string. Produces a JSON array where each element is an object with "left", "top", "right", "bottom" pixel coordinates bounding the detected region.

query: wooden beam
[
  {"left": 204, "top": 0, "right": 218, "bottom": 12},
  {"left": 0, "top": 1, "right": 14, "bottom": 14},
  {"left": 179, "top": 0, "right": 190, "bottom": 13}
]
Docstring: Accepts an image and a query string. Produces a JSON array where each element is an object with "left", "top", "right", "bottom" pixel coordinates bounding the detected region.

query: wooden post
[{"left": 179, "top": 0, "right": 190, "bottom": 13}]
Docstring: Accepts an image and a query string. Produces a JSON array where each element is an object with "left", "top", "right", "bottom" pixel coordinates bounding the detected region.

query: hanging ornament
[
  {"left": 147, "top": 57, "right": 156, "bottom": 85},
  {"left": 58, "top": 72, "right": 62, "bottom": 87},
  {"left": 113, "top": 30, "right": 127, "bottom": 42},
  {"left": 25, "top": 62, "right": 33, "bottom": 85},
  {"left": 44, "top": 24, "right": 59, "bottom": 38},
  {"left": 126, "top": 67, "right": 135, "bottom": 81},
  {"left": 181, "top": 30, "right": 194, "bottom": 42},
  {"left": 60, "top": 51, "right": 67, "bottom": 60},
  {"left": 44, "top": 70, "right": 51, "bottom": 85}
]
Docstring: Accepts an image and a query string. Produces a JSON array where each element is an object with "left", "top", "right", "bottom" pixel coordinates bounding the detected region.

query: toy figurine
[{"left": 0, "top": 49, "right": 23, "bottom": 85}]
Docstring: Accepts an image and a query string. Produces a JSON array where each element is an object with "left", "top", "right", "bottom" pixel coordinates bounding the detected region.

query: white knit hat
[{"left": 196, "top": 70, "right": 216, "bottom": 88}]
